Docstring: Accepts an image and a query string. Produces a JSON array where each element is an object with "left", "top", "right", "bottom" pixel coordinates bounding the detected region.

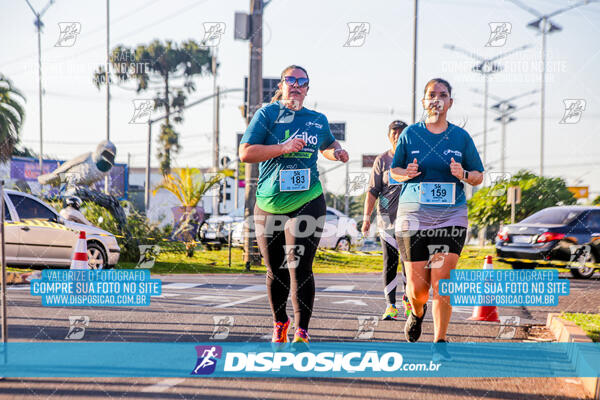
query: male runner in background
[{"left": 362, "top": 120, "right": 410, "bottom": 320}]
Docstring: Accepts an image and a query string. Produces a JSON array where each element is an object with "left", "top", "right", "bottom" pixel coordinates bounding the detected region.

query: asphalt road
[{"left": 1, "top": 271, "right": 598, "bottom": 399}]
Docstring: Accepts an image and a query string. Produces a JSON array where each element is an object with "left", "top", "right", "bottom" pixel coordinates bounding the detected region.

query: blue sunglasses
[{"left": 283, "top": 76, "right": 309, "bottom": 87}]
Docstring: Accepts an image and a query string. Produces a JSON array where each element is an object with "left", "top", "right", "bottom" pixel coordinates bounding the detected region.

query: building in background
[{"left": 128, "top": 167, "right": 244, "bottom": 226}]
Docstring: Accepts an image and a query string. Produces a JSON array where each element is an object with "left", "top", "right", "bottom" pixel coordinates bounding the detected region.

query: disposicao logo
[
  {"left": 223, "top": 351, "right": 404, "bottom": 373},
  {"left": 191, "top": 345, "right": 222, "bottom": 375}
]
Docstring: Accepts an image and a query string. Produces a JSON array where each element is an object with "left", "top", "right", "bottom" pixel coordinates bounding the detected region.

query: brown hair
[
  {"left": 270, "top": 65, "right": 309, "bottom": 103},
  {"left": 423, "top": 78, "right": 452, "bottom": 97}
]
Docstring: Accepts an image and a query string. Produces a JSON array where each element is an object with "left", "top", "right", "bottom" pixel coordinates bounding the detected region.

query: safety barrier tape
[
  {"left": 86, "top": 231, "right": 600, "bottom": 268},
  {"left": 495, "top": 256, "right": 599, "bottom": 268},
  {"left": 6, "top": 219, "right": 74, "bottom": 231},
  {"left": 317, "top": 249, "right": 600, "bottom": 268}
]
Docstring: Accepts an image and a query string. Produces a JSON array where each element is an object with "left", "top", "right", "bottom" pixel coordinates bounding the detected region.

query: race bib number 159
[{"left": 419, "top": 182, "right": 455, "bottom": 205}]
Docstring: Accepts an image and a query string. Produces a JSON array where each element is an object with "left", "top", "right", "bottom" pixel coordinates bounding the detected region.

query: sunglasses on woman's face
[{"left": 283, "top": 76, "right": 309, "bottom": 87}]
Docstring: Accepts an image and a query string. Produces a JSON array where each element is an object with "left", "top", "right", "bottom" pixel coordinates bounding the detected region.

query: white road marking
[
  {"left": 156, "top": 293, "right": 181, "bottom": 298},
  {"left": 239, "top": 284, "right": 267, "bottom": 292},
  {"left": 191, "top": 295, "right": 232, "bottom": 302},
  {"left": 161, "top": 283, "right": 202, "bottom": 290},
  {"left": 214, "top": 294, "right": 267, "bottom": 308},
  {"left": 323, "top": 285, "right": 355, "bottom": 292},
  {"left": 332, "top": 299, "right": 367, "bottom": 306},
  {"left": 142, "top": 378, "right": 185, "bottom": 393},
  {"left": 451, "top": 306, "right": 473, "bottom": 314},
  {"left": 313, "top": 294, "right": 380, "bottom": 299}
]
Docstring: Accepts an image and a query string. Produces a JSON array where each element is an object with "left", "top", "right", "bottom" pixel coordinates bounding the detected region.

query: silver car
[{"left": 2, "top": 190, "right": 120, "bottom": 269}]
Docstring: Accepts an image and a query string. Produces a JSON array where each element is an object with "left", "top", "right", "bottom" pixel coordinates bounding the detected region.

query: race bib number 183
[{"left": 280, "top": 169, "right": 310, "bottom": 191}]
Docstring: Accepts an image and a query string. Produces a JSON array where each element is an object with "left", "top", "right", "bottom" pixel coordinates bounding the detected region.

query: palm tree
[
  {"left": 153, "top": 167, "right": 222, "bottom": 256},
  {"left": 0, "top": 75, "right": 26, "bottom": 162},
  {"left": 94, "top": 40, "right": 214, "bottom": 174}
]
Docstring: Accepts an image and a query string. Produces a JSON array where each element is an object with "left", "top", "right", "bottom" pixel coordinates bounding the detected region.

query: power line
[{"left": 2, "top": 0, "right": 163, "bottom": 68}]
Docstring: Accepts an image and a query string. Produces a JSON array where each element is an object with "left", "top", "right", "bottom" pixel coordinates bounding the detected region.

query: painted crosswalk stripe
[
  {"left": 332, "top": 299, "right": 367, "bottom": 306},
  {"left": 156, "top": 293, "right": 181, "bottom": 298},
  {"left": 142, "top": 378, "right": 185, "bottom": 393},
  {"left": 214, "top": 294, "right": 267, "bottom": 308},
  {"left": 161, "top": 283, "right": 202, "bottom": 289},
  {"left": 239, "top": 284, "right": 267, "bottom": 292},
  {"left": 322, "top": 285, "right": 355, "bottom": 292},
  {"left": 191, "top": 295, "right": 231, "bottom": 302}
]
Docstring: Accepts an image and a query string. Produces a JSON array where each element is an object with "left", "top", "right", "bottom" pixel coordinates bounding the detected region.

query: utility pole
[
  {"left": 234, "top": 160, "right": 240, "bottom": 210},
  {"left": 143, "top": 89, "right": 243, "bottom": 211},
  {"left": 344, "top": 161, "right": 349, "bottom": 215},
  {"left": 0, "top": 181, "right": 6, "bottom": 346},
  {"left": 212, "top": 55, "right": 220, "bottom": 172},
  {"left": 145, "top": 121, "right": 152, "bottom": 211},
  {"left": 444, "top": 44, "right": 530, "bottom": 168},
  {"left": 411, "top": 0, "right": 418, "bottom": 124},
  {"left": 493, "top": 101, "right": 536, "bottom": 175},
  {"left": 212, "top": 77, "right": 221, "bottom": 217},
  {"left": 507, "top": 0, "right": 597, "bottom": 176},
  {"left": 105, "top": 0, "right": 111, "bottom": 194},
  {"left": 24, "top": 0, "right": 54, "bottom": 172},
  {"left": 473, "top": 88, "right": 538, "bottom": 175},
  {"left": 243, "top": 0, "right": 264, "bottom": 270},
  {"left": 127, "top": 152, "right": 131, "bottom": 196}
]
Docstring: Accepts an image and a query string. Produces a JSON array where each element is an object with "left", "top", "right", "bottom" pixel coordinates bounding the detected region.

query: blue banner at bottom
[{"left": 0, "top": 342, "right": 598, "bottom": 378}]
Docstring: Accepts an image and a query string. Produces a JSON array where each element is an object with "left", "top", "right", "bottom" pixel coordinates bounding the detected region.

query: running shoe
[
  {"left": 271, "top": 319, "right": 290, "bottom": 349},
  {"left": 291, "top": 328, "right": 310, "bottom": 351},
  {"left": 431, "top": 339, "right": 452, "bottom": 362},
  {"left": 404, "top": 303, "right": 427, "bottom": 342},
  {"left": 401, "top": 293, "right": 412, "bottom": 318},
  {"left": 381, "top": 304, "right": 401, "bottom": 321}
]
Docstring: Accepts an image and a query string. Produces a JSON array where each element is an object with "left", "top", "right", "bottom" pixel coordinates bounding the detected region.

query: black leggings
[{"left": 254, "top": 194, "right": 326, "bottom": 330}]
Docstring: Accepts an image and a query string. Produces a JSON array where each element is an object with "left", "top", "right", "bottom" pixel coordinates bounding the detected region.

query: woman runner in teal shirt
[
  {"left": 391, "top": 78, "right": 484, "bottom": 360},
  {"left": 239, "top": 65, "right": 348, "bottom": 349}
]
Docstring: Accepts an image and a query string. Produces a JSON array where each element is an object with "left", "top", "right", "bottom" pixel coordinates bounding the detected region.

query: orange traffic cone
[
  {"left": 468, "top": 255, "right": 500, "bottom": 322},
  {"left": 70, "top": 231, "right": 90, "bottom": 270}
]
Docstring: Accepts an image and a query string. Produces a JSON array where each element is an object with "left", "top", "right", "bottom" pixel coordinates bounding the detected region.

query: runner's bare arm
[
  {"left": 463, "top": 170, "right": 483, "bottom": 186},
  {"left": 321, "top": 141, "right": 348, "bottom": 162},
  {"left": 362, "top": 192, "right": 377, "bottom": 235},
  {"left": 390, "top": 158, "right": 421, "bottom": 182},
  {"left": 239, "top": 139, "right": 306, "bottom": 163}
]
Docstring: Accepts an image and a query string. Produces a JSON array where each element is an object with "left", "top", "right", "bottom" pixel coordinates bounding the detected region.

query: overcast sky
[{"left": 2, "top": 0, "right": 600, "bottom": 196}]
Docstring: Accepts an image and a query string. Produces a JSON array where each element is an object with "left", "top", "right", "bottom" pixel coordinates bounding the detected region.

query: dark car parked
[{"left": 495, "top": 206, "right": 600, "bottom": 279}]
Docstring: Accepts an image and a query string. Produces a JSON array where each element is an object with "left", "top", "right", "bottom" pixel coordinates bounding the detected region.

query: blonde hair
[{"left": 270, "top": 65, "right": 309, "bottom": 103}]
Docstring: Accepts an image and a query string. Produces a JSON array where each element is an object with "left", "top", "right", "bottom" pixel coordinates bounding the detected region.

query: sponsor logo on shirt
[
  {"left": 411, "top": 150, "right": 420, "bottom": 154},
  {"left": 443, "top": 149, "right": 462, "bottom": 157},
  {"left": 280, "top": 129, "right": 317, "bottom": 159},
  {"left": 282, "top": 129, "right": 318, "bottom": 146},
  {"left": 305, "top": 121, "right": 323, "bottom": 129}
]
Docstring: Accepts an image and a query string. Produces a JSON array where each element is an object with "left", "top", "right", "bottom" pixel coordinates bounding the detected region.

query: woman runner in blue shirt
[{"left": 391, "top": 78, "right": 484, "bottom": 360}]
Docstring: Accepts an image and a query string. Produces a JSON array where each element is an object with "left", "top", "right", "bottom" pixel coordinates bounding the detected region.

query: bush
[
  {"left": 80, "top": 201, "right": 173, "bottom": 262},
  {"left": 468, "top": 170, "right": 576, "bottom": 227}
]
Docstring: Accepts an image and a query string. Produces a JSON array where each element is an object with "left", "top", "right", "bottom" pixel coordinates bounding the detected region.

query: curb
[{"left": 547, "top": 313, "right": 599, "bottom": 400}]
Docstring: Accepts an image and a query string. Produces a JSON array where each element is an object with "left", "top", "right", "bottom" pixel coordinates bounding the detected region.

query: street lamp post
[
  {"left": 143, "top": 89, "right": 243, "bottom": 210},
  {"left": 443, "top": 44, "right": 531, "bottom": 169},
  {"left": 473, "top": 88, "right": 538, "bottom": 175},
  {"left": 24, "top": 0, "right": 55, "bottom": 172},
  {"left": 507, "top": 0, "right": 598, "bottom": 176}
]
